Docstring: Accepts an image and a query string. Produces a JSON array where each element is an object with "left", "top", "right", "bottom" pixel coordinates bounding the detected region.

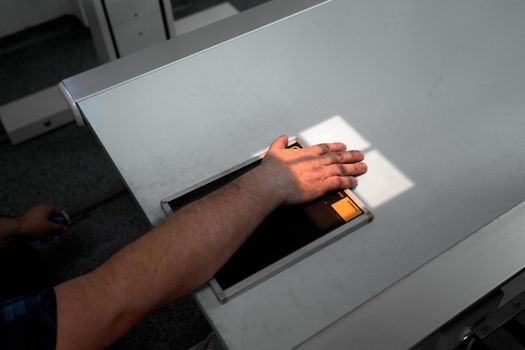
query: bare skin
[
  {"left": 55, "top": 135, "right": 367, "bottom": 349},
  {"left": 0, "top": 205, "right": 68, "bottom": 247}
]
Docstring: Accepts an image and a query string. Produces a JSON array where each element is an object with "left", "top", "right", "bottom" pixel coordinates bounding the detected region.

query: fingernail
[{"left": 351, "top": 150, "right": 364, "bottom": 158}]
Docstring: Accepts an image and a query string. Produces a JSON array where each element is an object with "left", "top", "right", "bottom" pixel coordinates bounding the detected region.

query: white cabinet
[
  {"left": 110, "top": 9, "right": 166, "bottom": 56},
  {"left": 104, "top": 0, "right": 160, "bottom": 25},
  {"left": 82, "top": 0, "right": 174, "bottom": 61},
  {"left": 104, "top": 0, "right": 167, "bottom": 56}
]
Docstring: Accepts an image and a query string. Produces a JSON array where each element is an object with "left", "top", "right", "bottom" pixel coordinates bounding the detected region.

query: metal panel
[
  {"left": 69, "top": 0, "right": 525, "bottom": 349},
  {"left": 161, "top": 139, "right": 372, "bottom": 303},
  {"left": 297, "top": 200, "right": 525, "bottom": 350},
  {"left": 61, "top": 0, "right": 330, "bottom": 101}
]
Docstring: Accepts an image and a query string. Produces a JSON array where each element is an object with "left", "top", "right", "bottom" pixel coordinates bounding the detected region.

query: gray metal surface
[
  {"left": 296, "top": 200, "right": 525, "bottom": 350},
  {"left": 70, "top": 0, "right": 525, "bottom": 349},
  {"left": 209, "top": 209, "right": 370, "bottom": 303},
  {"left": 61, "top": 0, "right": 329, "bottom": 101}
]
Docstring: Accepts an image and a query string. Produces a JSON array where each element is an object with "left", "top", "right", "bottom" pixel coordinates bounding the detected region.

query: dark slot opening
[{"left": 168, "top": 147, "right": 361, "bottom": 290}]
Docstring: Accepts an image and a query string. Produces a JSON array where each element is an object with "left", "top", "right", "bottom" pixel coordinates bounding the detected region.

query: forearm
[
  {"left": 101, "top": 164, "right": 280, "bottom": 307},
  {"left": 55, "top": 135, "right": 367, "bottom": 349},
  {"left": 56, "top": 165, "right": 282, "bottom": 349},
  {"left": 0, "top": 217, "right": 22, "bottom": 247}
]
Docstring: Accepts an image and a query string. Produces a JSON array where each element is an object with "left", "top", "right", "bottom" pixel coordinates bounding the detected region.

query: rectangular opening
[{"left": 165, "top": 141, "right": 372, "bottom": 301}]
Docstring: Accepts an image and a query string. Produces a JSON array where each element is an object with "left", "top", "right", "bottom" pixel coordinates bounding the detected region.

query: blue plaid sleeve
[{"left": 0, "top": 288, "right": 57, "bottom": 349}]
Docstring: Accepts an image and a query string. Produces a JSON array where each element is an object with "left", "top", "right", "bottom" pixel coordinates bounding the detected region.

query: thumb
[{"left": 268, "top": 135, "right": 289, "bottom": 151}]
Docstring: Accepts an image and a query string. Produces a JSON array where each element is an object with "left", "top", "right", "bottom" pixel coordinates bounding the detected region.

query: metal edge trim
[
  {"left": 65, "top": 0, "right": 334, "bottom": 103},
  {"left": 295, "top": 200, "right": 525, "bottom": 349},
  {"left": 58, "top": 82, "right": 85, "bottom": 126},
  {"left": 159, "top": 137, "right": 299, "bottom": 208},
  {"left": 213, "top": 214, "right": 370, "bottom": 303},
  {"left": 343, "top": 188, "right": 374, "bottom": 222},
  {"left": 159, "top": 136, "right": 372, "bottom": 303}
]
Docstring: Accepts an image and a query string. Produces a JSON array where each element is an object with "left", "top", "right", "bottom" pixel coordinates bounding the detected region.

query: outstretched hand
[{"left": 259, "top": 135, "right": 367, "bottom": 204}]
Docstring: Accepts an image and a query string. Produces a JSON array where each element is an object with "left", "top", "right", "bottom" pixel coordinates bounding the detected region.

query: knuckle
[
  {"left": 321, "top": 153, "right": 334, "bottom": 166},
  {"left": 352, "top": 150, "right": 364, "bottom": 160},
  {"left": 326, "top": 178, "right": 339, "bottom": 190},
  {"left": 336, "top": 177, "right": 346, "bottom": 187}
]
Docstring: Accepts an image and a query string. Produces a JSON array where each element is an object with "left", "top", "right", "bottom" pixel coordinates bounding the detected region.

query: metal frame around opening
[{"left": 160, "top": 137, "right": 373, "bottom": 302}]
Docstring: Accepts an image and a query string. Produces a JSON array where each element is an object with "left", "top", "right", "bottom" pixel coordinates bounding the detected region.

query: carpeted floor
[{"left": 0, "top": 13, "right": 213, "bottom": 350}]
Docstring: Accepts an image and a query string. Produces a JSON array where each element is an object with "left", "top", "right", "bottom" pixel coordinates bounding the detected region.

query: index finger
[
  {"left": 322, "top": 150, "right": 365, "bottom": 165},
  {"left": 306, "top": 142, "right": 346, "bottom": 155}
]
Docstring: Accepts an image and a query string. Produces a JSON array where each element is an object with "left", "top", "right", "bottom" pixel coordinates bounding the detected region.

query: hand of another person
[
  {"left": 18, "top": 204, "right": 68, "bottom": 240},
  {"left": 259, "top": 135, "right": 367, "bottom": 204}
]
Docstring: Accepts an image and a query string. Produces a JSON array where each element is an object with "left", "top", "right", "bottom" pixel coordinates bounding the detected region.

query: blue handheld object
[
  {"left": 37, "top": 210, "right": 70, "bottom": 250},
  {"left": 50, "top": 214, "right": 68, "bottom": 225}
]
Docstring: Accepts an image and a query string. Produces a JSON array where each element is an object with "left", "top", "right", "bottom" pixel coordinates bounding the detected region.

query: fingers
[
  {"left": 39, "top": 220, "right": 68, "bottom": 238},
  {"left": 269, "top": 135, "right": 289, "bottom": 151},
  {"left": 328, "top": 162, "right": 367, "bottom": 177},
  {"left": 51, "top": 223, "right": 68, "bottom": 233},
  {"left": 323, "top": 150, "right": 364, "bottom": 165},
  {"left": 324, "top": 176, "right": 359, "bottom": 192},
  {"left": 307, "top": 142, "right": 347, "bottom": 155},
  {"left": 269, "top": 137, "right": 350, "bottom": 156}
]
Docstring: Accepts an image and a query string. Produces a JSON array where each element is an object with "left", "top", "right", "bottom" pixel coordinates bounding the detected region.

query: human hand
[
  {"left": 18, "top": 204, "right": 68, "bottom": 240},
  {"left": 259, "top": 135, "right": 367, "bottom": 204}
]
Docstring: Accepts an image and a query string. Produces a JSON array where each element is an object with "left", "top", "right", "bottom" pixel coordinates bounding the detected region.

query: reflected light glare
[
  {"left": 297, "top": 115, "right": 414, "bottom": 208},
  {"left": 299, "top": 115, "right": 371, "bottom": 151},
  {"left": 355, "top": 149, "right": 414, "bottom": 208}
]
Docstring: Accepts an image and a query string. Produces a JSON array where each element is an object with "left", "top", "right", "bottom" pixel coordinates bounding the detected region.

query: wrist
[
  {"left": 0, "top": 217, "right": 24, "bottom": 246},
  {"left": 235, "top": 163, "right": 286, "bottom": 210},
  {"left": 16, "top": 216, "right": 28, "bottom": 237}
]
